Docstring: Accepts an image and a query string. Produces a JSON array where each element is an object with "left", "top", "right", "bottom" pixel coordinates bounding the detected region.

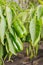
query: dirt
[{"left": 5, "top": 42, "right": 43, "bottom": 65}]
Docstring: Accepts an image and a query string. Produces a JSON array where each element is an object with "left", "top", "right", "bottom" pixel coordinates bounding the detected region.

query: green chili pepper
[
  {"left": 11, "top": 33, "right": 23, "bottom": 51},
  {"left": 16, "top": 18, "right": 27, "bottom": 35},
  {"left": 9, "top": 27, "right": 23, "bottom": 51},
  {"left": 13, "top": 20, "right": 24, "bottom": 38},
  {"left": 6, "top": 32, "right": 16, "bottom": 55}
]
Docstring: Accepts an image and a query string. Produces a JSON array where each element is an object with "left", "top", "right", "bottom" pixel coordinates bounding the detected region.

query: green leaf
[
  {"left": 6, "top": 6, "right": 12, "bottom": 29},
  {"left": 36, "top": 5, "right": 43, "bottom": 20},
  {"left": 29, "top": 16, "right": 41, "bottom": 46},
  {"left": 0, "top": 15, "right": 6, "bottom": 45}
]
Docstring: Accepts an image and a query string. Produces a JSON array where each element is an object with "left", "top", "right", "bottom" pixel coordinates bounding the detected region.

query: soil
[{"left": 5, "top": 41, "right": 43, "bottom": 65}]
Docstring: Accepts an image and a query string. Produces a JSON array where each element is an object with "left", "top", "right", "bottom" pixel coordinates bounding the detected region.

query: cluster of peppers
[{"left": 0, "top": 0, "right": 27, "bottom": 64}]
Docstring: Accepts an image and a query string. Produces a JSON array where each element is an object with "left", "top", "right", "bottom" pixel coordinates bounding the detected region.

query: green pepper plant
[
  {"left": 0, "top": 0, "right": 43, "bottom": 65},
  {"left": 18, "top": 5, "right": 43, "bottom": 59},
  {"left": 0, "top": 0, "right": 27, "bottom": 64}
]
